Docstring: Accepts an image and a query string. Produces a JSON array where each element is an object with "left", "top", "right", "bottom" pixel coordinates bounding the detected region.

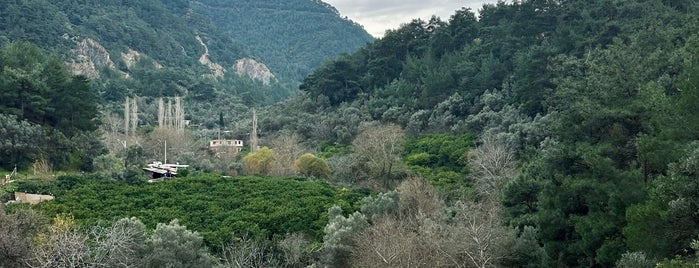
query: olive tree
[{"left": 144, "top": 220, "right": 217, "bottom": 268}]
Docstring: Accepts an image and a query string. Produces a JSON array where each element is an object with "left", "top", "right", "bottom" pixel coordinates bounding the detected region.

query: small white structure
[
  {"left": 14, "top": 192, "right": 54, "bottom": 204},
  {"left": 143, "top": 161, "right": 189, "bottom": 181},
  {"left": 210, "top": 139, "right": 243, "bottom": 147},
  {"left": 209, "top": 139, "right": 244, "bottom": 155}
]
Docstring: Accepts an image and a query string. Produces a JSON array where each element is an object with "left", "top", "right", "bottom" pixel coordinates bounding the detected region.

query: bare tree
[
  {"left": 327, "top": 153, "right": 364, "bottom": 185},
  {"left": 29, "top": 216, "right": 92, "bottom": 268},
  {"left": 468, "top": 134, "right": 517, "bottom": 199},
  {"left": 221, "top": 234, "right": 279, "bottom": 268},
  {"left": 342, "top": 177, "right": 514, "bottom": 268},
  {"left": 122, "top": 96, "right": 139, "bottom": 136},
  {"left": 250, "top": 109, "right": 258, "bottom": 152},
  {"left": 0, "top": 207, "right": 46, "bottom": 267},
  {"left": 396, "top": 176, "right": 444, "bottom": 230},
  {"left": 352, "top": 122, "right": 407, "bottom": 188},
  {"left": 277, "top": 233, "right": 309, "bottom": 267},
  {"left": 350, "top": 217, "right": 431, "bottom": 267},
  {"left": 166, "top": 99, "right": 173, "bottom": 130},
  {"left": 348, "top": 178, "right": 448, "bottom": 267},
  {"left": 145, "top": 127, "right": 197, "bottom": 164},
  {"left": 90, "top": 217, "right": 147, "bottom": 268},
  {"left": 174, "top": 96, "right": 182, "bottom": 132},
  {"left": 442, "top": 200, "right": 513, "bottom": 268},
  {"left": 267, "top": 132, "right": 304, "bottom": 176}
]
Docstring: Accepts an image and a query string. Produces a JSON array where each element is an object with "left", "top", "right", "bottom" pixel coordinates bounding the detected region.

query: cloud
[{"left": 325, "top": 0, "right": 499, "bottom": 37}]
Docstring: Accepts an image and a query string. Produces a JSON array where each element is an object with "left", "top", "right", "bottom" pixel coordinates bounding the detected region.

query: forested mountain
[
  {"left": 0, "top": 0, "right": 372, "bottom": 105},
  {"left": 4, "top": 0, "right": 699, "bottom": 267},
  {"left": 195, "top": 0, "right": 373, "bottom": 81},
  {"left": 258, "top": 0, "right": 699, "bottom": 266}
]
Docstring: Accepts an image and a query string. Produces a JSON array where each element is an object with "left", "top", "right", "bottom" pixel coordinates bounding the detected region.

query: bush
[{"left": 294, "top": 153, "right": 331, "bottom": 179}]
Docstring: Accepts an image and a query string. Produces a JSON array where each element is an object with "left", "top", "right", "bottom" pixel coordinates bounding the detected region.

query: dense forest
[
  {"left": 3, "top": 0, "right": 699, "bottom": 267},
  {"left": 0, "top": 0, "right": 373, "bottom": 121}
]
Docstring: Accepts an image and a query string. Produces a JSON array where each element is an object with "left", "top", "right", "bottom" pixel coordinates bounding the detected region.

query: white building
[{"left": 209, "top": 139, "right": 244, "bottom": 155}]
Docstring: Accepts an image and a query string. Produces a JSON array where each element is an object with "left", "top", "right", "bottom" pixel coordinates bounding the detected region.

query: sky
[{"left": 324, "top": 0, "right": 501, "bottom": 37}]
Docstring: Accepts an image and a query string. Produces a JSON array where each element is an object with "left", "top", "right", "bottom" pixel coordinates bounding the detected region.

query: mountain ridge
[{"left": 0, "top": 0, "right": 372, "bottom": 104}]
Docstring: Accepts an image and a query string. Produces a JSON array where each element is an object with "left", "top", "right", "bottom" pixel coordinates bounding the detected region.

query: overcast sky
[{"left": 324, "top": 0, "right": 502, "bottom": 37}]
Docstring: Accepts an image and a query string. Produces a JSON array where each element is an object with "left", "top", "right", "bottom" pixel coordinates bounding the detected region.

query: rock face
[
  {"left": 121, "top": 49, "right": 163, "bottom": 70},
  {"left": 69, "top": 38, "right": 119, "bottom": 79},
  {"left": 121, "top": 49, "right": 141, "bottom": 69},
  {"left": 234, "top": 58, "right": 275, "bottom": 85},
  {"left": 196, "top": 35, "right": 225, "bottom": 78}
]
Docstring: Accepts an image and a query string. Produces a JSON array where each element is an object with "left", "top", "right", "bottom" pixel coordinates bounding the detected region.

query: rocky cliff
[
  {"left": 68, "top": 38, "right": 119, "bottom": 79},
  {"left": 234, "top": 58, "right": 275, "bottom": 85}
]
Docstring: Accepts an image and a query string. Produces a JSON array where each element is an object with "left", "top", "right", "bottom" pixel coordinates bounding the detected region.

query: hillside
[
  {"left": 5, "top": 0, "right": 699, "bottom": 267},
  {"left": 261, "top": 1, "right": 699, "bottom": 266},
  {"left": 0, "top": 0, "right": 372, "bottom": 104},
  {"left": 195, "top": 0, "right": 373, "bottom": 81}
]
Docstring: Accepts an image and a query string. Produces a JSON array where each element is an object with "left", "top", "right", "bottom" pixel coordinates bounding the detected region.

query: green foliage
[
  {"left": 359, "top": 190, "right": 399, "bottom": 222},
  {"left": 32, "top": 174, "right": 365, "bottom": 252},
  {"left": 403, "top": 133, "right": 474, "bottom": 199},
  {"left": 0, "top": 113, "right": 46, "bottom": 169},
  {"left": 625, "top": 142, "right": 699, "bottom": 259},
  {"left": 404, "top": 133, "right": 473, "bottom": 172},
  {"left": 0, "top": 0, "right": 372, "bottom": 109},
  {"left": 294, "top": 153, "right": 331, "bottom": 179},
  {"left": 503, "top": 226, "right": 545, "bottom": 268},
  {"left": 4, "top": 0, "right": 699, "bottom": 266},
  {"left": 243, "top": 147, "right": 276, "bottom": 175},
  {"left": 197, "top": 0, "right": 373, "bottom": 81},
  {"left": 0, "top": 42, "right": 102, "bottom": 171},
  {"left": 656, "top": 257, "right": 696, "bottom": 268},
  {"left": 145, "top": 219, "right": 217, "bottom": 268},
  {"left": 321, "top": 205, "right": 369, "bottom": 266}
]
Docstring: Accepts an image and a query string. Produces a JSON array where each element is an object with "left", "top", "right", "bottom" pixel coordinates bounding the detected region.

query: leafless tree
[
  {"left": 0, "top": 207, "right": 46, "bottom": 267},
  {"left": 267, "top": 132, "right": 304, "bottom": 176},
  {"left": 348, "top": 178, "right": 450, "bottom": 267},
  {"left": 344, "top": 177, "right": 514, "bottom": 268},
  {"left": 174, "top": 96, "right": 184, "bottom": 132},
  {"left": 327, "top": 153, "right": 364, "bottom": 185},
  {"left": 221, "top": 234, "right": 279, "bottom": 268},
  {"left": 352, "top": 122, "right": 407, "bottom": 188},
  {"left": 277, "top": 233, "right": 310, "bottom": 267},
  {"left": 29, "top": 220, "right": 91, "bottom": 268},
  {"left": 350, "top": 217, "right": 432, "bottom": 267},
  {"left": 468, "top": 134, "right": 517, "bottom": 199},
  {"left": 144, "top": 127, "right": 197, "bottom": 164},
  {"left": 90, "top": 217, "right": 147, "bottom": 268},
  {"left": 396, "top": 176, "right": 444, "bottom": 229},
  {"left": 438, "top": 200, "right": 514, "bottom": 268}
]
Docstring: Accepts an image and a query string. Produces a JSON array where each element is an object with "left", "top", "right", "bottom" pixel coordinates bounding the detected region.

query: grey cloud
[{"left": 324, "top": 0, "right": 499, "bottom": 36}]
